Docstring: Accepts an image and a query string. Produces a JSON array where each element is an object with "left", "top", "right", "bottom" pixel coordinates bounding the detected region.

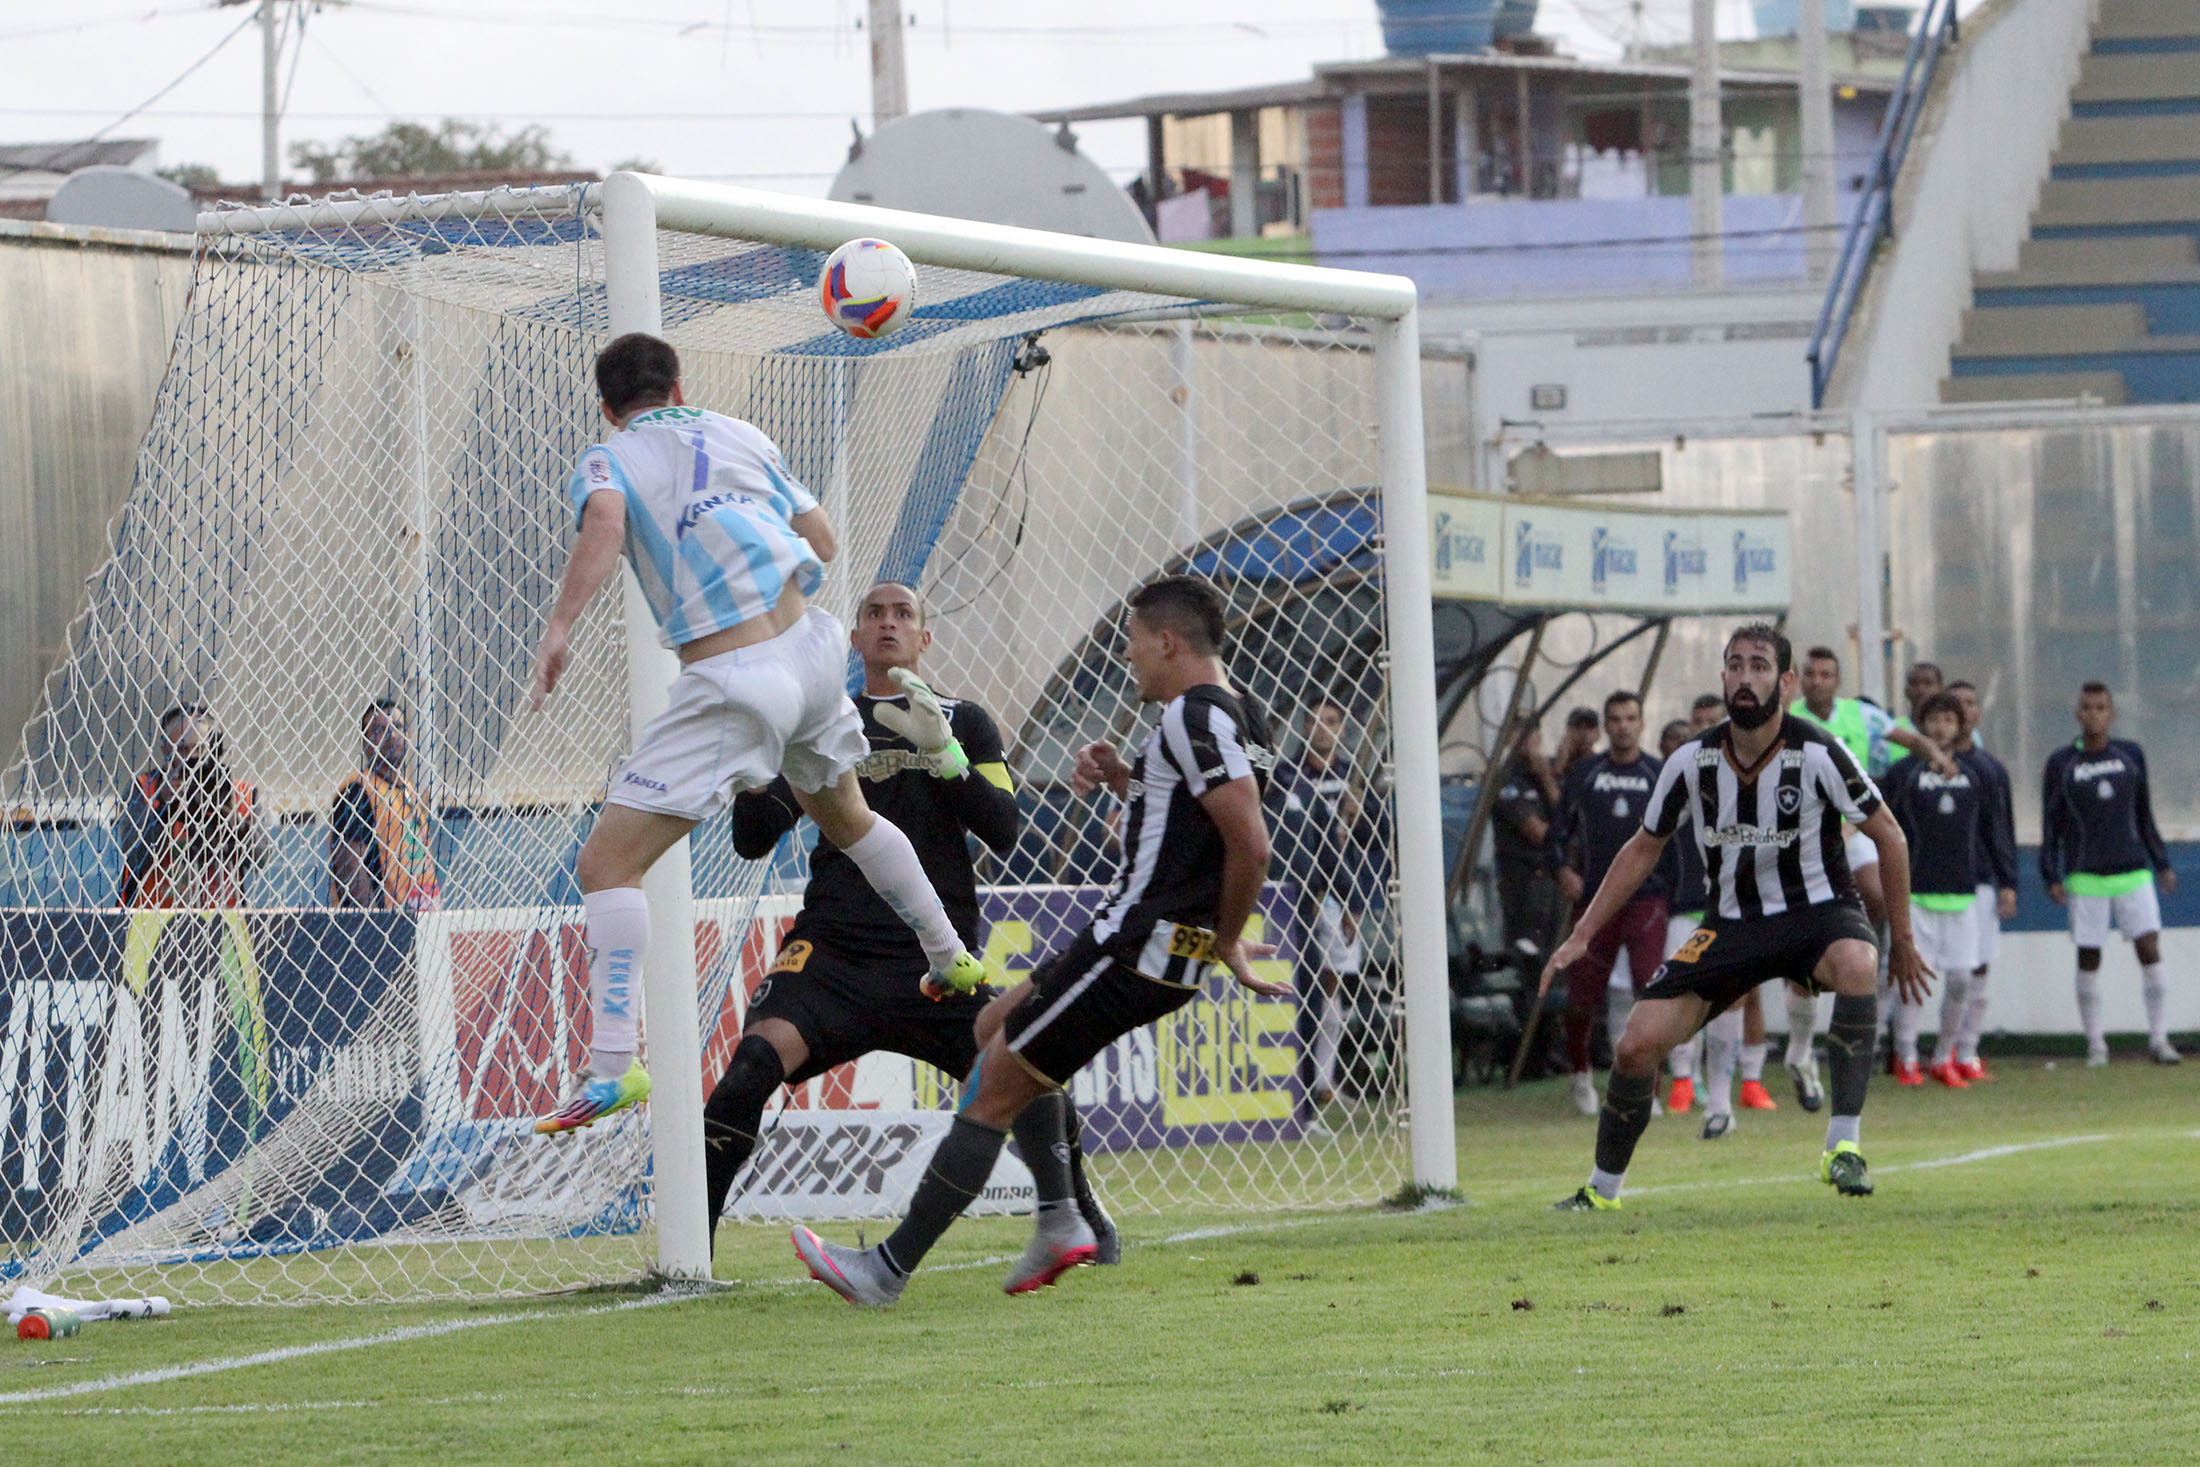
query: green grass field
[{"left": 5, "top": 1058, "right": 2194, "bottom": 1464}]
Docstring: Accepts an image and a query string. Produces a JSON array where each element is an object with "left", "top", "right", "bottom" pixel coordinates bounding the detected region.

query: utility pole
[
  {"left": 261, "top": 0, "right": 281, "bottom": 199},
  {"left": 1689, "top": 0, "right": 1722, "bottom": 289},
  {"left": 1797, "top": 0, "right": 1839, "bottom": 284},
  {"left": 868, "top": 0, "right": 908, "bottom": 128}
]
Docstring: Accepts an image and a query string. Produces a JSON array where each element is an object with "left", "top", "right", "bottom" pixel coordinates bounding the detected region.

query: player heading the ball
[{"left": 528, "top": 332, "right": 983, "bottom": 1136}]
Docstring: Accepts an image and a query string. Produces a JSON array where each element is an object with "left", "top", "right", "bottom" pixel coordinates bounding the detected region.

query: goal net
[{"left": 0, "top": 180, "right": 1443, "bottom": 1304}]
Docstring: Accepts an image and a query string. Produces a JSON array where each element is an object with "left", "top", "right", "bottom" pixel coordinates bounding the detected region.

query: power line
[
  {"left": 339, "top": 1, "right": 1377, "bottom": 43},
  {"left": 0, "top": 8, "right": 259, "bottom": 175}
]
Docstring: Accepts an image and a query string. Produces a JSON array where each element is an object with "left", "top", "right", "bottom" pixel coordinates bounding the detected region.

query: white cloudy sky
[{"left": 3, "top": 0, "right": 1788, "bottom": 191}]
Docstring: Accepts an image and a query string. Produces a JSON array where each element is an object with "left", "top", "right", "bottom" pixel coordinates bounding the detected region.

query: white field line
[
  {"left": 1623, "top": 1130, "right": 2131, "bottom": 1196},
  {"left": 3, "top": 1130, "right": 2181, "bottom": 1410}
]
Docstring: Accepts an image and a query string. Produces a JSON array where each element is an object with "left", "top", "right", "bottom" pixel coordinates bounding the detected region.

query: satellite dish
[
  {"left": 46, "top": 166, "right": 196, "bottom": 234},
  {"left": 830, "top": 108, "right": 1155, "bottom": 246}
]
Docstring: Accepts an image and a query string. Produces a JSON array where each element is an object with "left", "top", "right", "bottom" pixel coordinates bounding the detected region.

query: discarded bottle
[{"left": 18, "top": 1308, "right": 81, "bottom": 1340}]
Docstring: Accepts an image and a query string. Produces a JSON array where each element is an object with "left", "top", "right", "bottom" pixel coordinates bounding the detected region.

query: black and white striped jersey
[
  {"left": 1642, "top": 714, "right": 1884, "bottom": 919},
  {"left": 1090, "top": 683, "right": 1275, "bottom": 982}
]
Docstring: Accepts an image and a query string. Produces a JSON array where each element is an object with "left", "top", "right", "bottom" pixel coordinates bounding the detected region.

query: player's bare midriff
[{"left": 676, "top": 580, "right": 810, "bottom": 664}]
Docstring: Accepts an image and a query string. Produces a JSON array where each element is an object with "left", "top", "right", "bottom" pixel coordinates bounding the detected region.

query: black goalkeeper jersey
[{"left": 730, "top": 691, "right": 1020, "bottom": 963}]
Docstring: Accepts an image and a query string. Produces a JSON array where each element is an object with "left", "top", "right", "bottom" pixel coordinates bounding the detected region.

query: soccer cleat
[
  {"left": 2149, "top": 1040, "right": 2184, "bottom": 1066},
  {"left": 2085, "top": 1040, "right": 2110, "bottom": 1069},
  {"left": 1004, "top": 1210, "right": 1099, "bottom": 1295},
  {"left": 1957, "top": 1057, "right": 1993, "bottom": 1082},
  {"left": 533, "top": 1062, "right": 651, "bottom": 1136},
  {"left": 1077, "top": 1188, "right": 1121, "bottom": 1267},
  {"left": 1667, "top": 1077, "right": 1695, "bottom": 1113},
  {"left": 1787, "top": 1060, "right": 1824, "bottom": 1112},
  {"left": 1929, "top": 1060, "right": 1970, "bottom": 1089},
  {"left": 1700, "top": 1111, "right": 1735, "bottom": 1141},
  {"left": 792, "top": 1227, "right": 906, "bottom": 1307},
  {"left": 1893, "top": 1059, "right": 1925, "bottom": 1086},
  {"left": 1738, "top": 1079, "right": 1778, "bottom": 1112},
  {"left": 1820, "top": 1141, "right": 1874, "bottom": 1196},
  {"left": 920, "top": 950, "right": 987, "bottom": 1002},
  {"left": 1553, "top": 1185, "right": 1621, "bottom": 1212},
  {"left": 1570, "top": 1071, "right": 1600, "bottom": 1117}
]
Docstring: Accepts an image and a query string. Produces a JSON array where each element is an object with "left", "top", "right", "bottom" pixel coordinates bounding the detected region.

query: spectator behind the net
[
  {"left": 1491, "top": 713, "right": 1562, "bottom": 957},
  {"left": 118, "top": 704, "right": 269, "bottom": 909},
  {"left": 1554, "top": 706, "right": 1601, "bottom": 780},
  {"left": 330, "top": 697, "right": 443, "bottom": 912},
  {"left": 1270, "top": 696, "right": 1369, "bottom": 1106}
]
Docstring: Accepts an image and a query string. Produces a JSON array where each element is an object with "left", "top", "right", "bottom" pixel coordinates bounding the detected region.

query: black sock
[
  {"left": 1010, "top": 1090, "right": 1074, "bottom": 1209},
  {"left": 881, "top": 1115, "right": 1009, "bottom": 1276},
  {"left": 702, "top": 1035, "right": 784, "bottom": 1256},
  {"left": 1062, "top": 1097, "right": 1099, "bottom": 1213},
  {"left": 1593, "top": 1070, "right": 1657, "bottom": 1177},
  {"left": 1825, "top": 992, "right": 1878, "bottom": 1118}
]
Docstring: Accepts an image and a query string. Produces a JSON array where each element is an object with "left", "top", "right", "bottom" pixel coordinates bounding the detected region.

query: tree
[
  {"left": 288, "top": 119, "right": 575, "bottom": 185},
  {"left": 156, "top": 162, "right": 222, "bottom": 190}
]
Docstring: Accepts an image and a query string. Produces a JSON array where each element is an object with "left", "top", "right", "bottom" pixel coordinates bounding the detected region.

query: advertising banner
[{"left": 1429, "top": 490, "right": 1791, "bottom": 613}]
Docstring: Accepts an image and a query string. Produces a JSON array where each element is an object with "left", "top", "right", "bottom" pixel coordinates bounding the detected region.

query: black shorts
[
  {"left": 1640, "top": 902, "right": 1878, "bottom": 1017},
  {"left": 745, "top": 933, "right": 994, "bottom": 1086},
  {"left": 1001, "top": 929, "right": 1199, "bottom": 1087}
]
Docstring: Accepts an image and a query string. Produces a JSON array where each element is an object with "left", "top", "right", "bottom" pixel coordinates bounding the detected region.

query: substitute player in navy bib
[
  {"left": 1549, "top": 624, "right": 1933, "bottom": 1209},
  {"left": 794, "top": 577, "right": 1287, "bottom": 1305},
  {"left": 705, "top": 581, "right": 1117, "bottom": 1272},
  {"left": 2041, "top": 681, "right": 2180, "bottom": 1065},
  {"left": 527, "top": 334, "right": 981, "bottom": 1135}
]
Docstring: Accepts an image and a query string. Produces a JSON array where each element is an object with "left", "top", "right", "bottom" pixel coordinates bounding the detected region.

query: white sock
[
  {"left": 1893, "top": 989, "right": 1925, "bottom": 1066},
  {"left": 2142, "top": 961, "right": 2169, "bottom": 1047},
  {"left": 2075, "top": 967, "right": 2104, "bottom": 1048},
  {"left": 1933, "top": 969, "right": 1968, "bottom": 1067},
  {"left": 1314, "top": 992, "right": 1343, "bottom": 1092},
  {"left": 1784, "top": 991, "right": 1818, "bottom": 1068},
  {"left": 1703, "top": 1009, "right": 1742, "bottom": 1115},
  {"left": 1589, "top": 1167, "right": 1625, "bottom": 1202},
  {"left": 1740, "top": 1041, "right": 1768, "bottom": 1083},
  {"left": 1958, "top": 968, "right": 1990, "bottom": 1064},
  {"left": 1824, "top": 1114, "right": 1861, "bottom": 1151},
  {"left": 583, "top": 887, "right": 649, "bottom": 1077},
  {"left": 1667, "top": 1033, "right": 1697, "bottom": 1081},
  {"left": 841, "top": 817, "right": 962, "bottom": 968}
]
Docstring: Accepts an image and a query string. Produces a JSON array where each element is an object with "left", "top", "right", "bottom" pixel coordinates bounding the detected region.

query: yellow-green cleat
[
  {"left": 921, "top": 950, "right": 986, "bottom": 1002},
  {"left": 535, "top": 1061, "right": 651, "bottom": 1136},
  {"left": 1820, "top": 1140, "right": 1874, "bottom": 1196},
  {"left": 1553, "top": 1185, "right": 1622, "bottom": 1212}
]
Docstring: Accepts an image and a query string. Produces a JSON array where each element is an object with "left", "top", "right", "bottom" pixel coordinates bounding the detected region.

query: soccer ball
[{"left": 819, "top": 237, "right": 917, "bottom": 339}]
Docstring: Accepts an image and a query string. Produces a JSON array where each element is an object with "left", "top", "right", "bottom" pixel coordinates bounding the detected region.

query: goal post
[
  {"left": 587, "top": 172, "right": 1455, "bottom": 1277},
  {"left": 0, "top": 173, "right": 1450, "bottom": 1305}
]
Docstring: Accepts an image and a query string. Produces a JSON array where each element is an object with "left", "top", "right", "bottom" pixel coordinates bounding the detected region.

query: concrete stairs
[{"left": 1943, "top": 0, "right": 2200, "bottom": 403}]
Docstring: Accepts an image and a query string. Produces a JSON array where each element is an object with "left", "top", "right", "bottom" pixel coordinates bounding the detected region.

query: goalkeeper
[
  {"left": 528, "top": 333, "right": 981, "bottom": 1135},
  {"left": 706, "top": 581, "right": 1116, "bottom": 1262}
]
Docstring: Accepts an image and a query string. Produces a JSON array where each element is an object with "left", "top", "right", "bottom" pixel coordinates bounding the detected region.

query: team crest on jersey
[
  {"left": 1612, "top": 797, "right": 1630, "bottom": 818},
  {"left": 1777, "top": 786, "right": 1801, "bottom": 815},
  {"left": 2098, "top": 780, "right": 2114, "bottom": 800},
  {"left": 1938, "top": 792, "right": 1956, "bottom": 815}
]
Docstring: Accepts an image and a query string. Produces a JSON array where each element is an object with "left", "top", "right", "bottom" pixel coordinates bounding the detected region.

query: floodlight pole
[
  {"left": 1374, "top": 309, "right": 1460, "bottom": 1197},
  {"left": 600, "top": 171, "right": 714, "bottom": 1283}
]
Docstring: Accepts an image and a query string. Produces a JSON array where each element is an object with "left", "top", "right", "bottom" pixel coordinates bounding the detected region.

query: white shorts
[
  {"left": 1971, "top": 882, "right": 2001, "bottom": 967},
  {"left": 1313, "top": 896, "right": 1363, "bottom": 975},
  {"left": 607, "top": 608, "right": 869, "bottom": 821},
  {"left": 2070, "top": 878, "right": 2162, "bottom": 949},
  {"left": 1844, "top": 829, "right": 1878, "bottom": 874},
  {"left": 1909, "top": 901, "right": 1978, "bottom": 979}
]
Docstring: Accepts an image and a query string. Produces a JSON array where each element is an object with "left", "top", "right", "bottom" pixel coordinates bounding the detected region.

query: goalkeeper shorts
[{"left": 609, "top": 608, "right": 869, "bottom": 820}]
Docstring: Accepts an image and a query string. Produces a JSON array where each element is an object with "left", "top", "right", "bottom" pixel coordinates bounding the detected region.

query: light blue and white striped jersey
[{"left": 568, "top": 406, "right": 824, "bottom": 649}]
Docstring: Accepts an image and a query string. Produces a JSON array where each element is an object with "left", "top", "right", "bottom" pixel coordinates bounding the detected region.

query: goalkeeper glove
[{"left": 874, "top": 667, "right": 970, "bottom": 780}]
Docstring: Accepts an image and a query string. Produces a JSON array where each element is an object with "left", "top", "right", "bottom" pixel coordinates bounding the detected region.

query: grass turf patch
[{"left": 2, "top": 1059, "right": 2192, "bottom": 1464}]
